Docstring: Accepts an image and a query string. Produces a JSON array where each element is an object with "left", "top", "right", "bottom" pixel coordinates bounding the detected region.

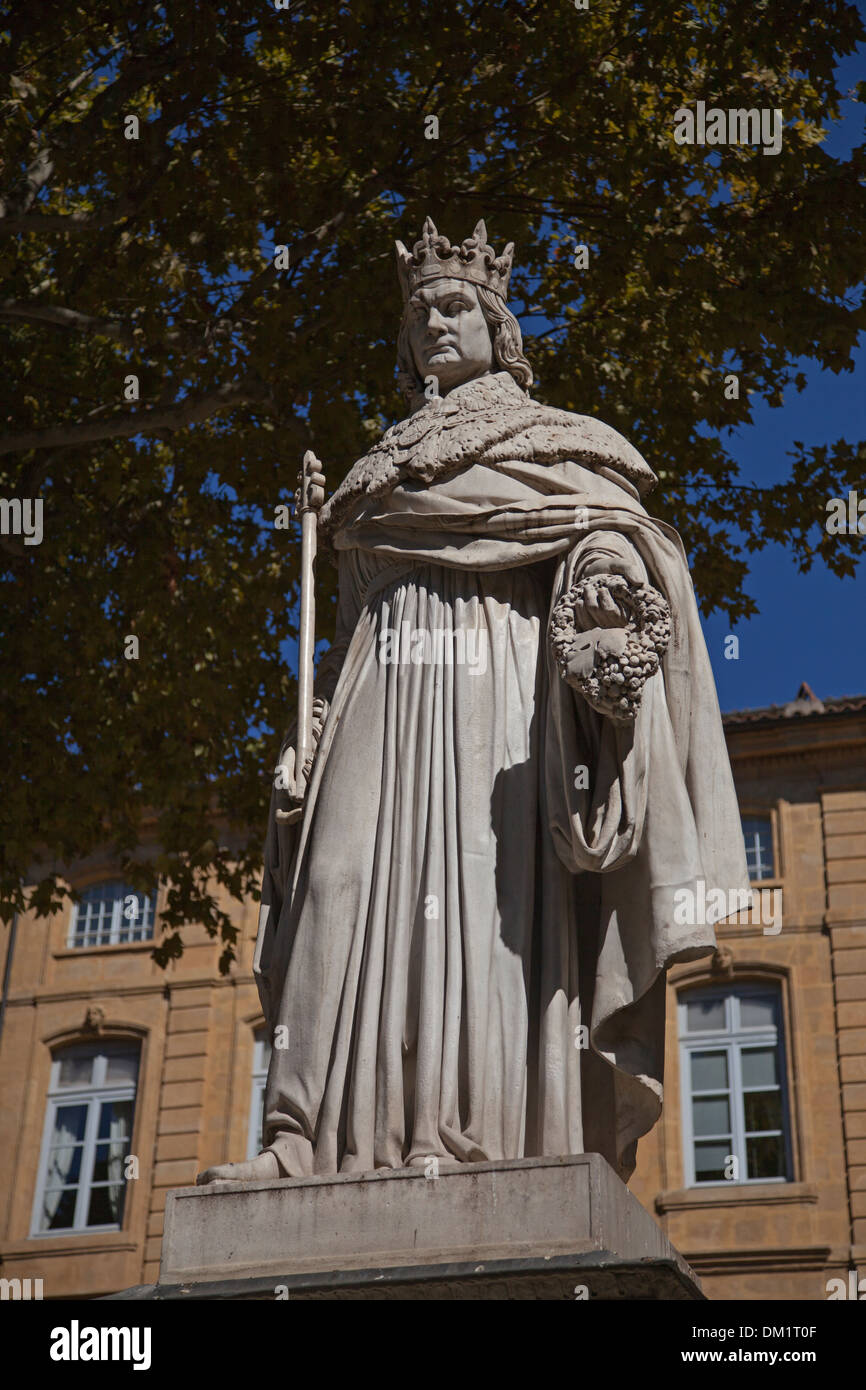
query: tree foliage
[{"left": 2, "top": 0, "right": 864, "bottom": 965}]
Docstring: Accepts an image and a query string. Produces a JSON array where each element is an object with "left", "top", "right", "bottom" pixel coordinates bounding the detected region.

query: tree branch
[
  {"left": 0, "top": 203, "right": 135, "bottom": 234},
  {"left": 0, "top": 299, "right": 137, "bottom": 346},
  {"left": 0, "top": 382, "right": 273, "bottom": 458}
]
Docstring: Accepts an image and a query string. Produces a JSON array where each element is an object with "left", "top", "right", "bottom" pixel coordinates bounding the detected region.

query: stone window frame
[
  {"left": 52, "top": 869, "right": 163, "bottom": 958},
  {"left": 29, "top": 1037, "right": 142, "bottom": 1238}
]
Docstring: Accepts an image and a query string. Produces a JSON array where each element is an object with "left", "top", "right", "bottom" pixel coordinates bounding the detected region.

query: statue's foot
[{"left": 196, "top": 1150, "right": 280, "bottom": 1185}]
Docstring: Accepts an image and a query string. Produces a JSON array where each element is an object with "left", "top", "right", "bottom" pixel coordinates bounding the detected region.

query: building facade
[{"left": 1, "top": 685, "right": 864, "bottom": 1300}]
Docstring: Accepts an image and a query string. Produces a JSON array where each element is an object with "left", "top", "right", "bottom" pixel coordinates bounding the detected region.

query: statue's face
[{"left": 407, "top": 278, "right": 493, "bottom": 393}]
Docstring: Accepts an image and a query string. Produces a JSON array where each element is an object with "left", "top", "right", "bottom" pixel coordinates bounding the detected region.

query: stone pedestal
[{"left": 115, "top": 1154, "right": 703, "bottom": 1300}]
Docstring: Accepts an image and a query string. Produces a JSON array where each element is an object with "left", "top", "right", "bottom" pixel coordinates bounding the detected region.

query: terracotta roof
[{"left": 723, "top": 682, "right": 866, "bottom": 725}]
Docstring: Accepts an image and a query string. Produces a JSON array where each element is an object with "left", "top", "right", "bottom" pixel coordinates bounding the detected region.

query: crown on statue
[{"left": 395, "top": 217, "right": 514, "bottom": 303}]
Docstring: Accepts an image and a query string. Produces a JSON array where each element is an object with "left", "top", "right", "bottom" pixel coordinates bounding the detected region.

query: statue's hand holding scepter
[{"left": 275, "top": 450, "right": 326, "bottom": 826}]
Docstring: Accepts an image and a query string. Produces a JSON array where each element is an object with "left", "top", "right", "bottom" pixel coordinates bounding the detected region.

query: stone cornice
[
  {"left": 725, "top": 714, "right": 866, "bottom": 765},
  {"left": 683, "top": 1245, "right": 832, "bottom": 1276},
  {"left": 656, "top": 1181, "right": 818, "bottom": 1214}
]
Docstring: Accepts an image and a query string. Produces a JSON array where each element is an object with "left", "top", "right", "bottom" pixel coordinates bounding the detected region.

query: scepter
[{"left": 275, "top": 449, "right": 326, "bottom": 826}]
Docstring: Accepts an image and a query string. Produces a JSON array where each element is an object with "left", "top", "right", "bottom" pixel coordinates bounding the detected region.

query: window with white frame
[
  {"left": 741, "top": 816, "right": 775, "bottom": 881},
  {"left": 246, "top": 1029, "right": 272, "bottom": 1160},
  {"left": 679, "top": 984, "right": 791, "bottom": 1186},
  {"left": 68, "top": 880, "right": 156, "bottom": 947},
  {"left": 32, "top": 1041, "right": 140, "bottom": 1235}
]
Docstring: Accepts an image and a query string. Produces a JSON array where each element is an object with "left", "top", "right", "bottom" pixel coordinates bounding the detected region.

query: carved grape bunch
[{"left": 550, "top": 574, "right": 671, "bottom": 723}]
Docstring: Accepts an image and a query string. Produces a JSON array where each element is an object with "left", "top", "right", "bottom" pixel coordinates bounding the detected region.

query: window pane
[
  {"left": 92, "top": 1143, "right": 128, "bottom": 1184},
  {"left": 686, "top": 997, "right": 726, "bottom": 1033},
  {"left": 45, "top": 1104, "right": 88, "bottom": 1191},
  {"left": 694, "top": 1142, "right": 730, "bottom": 1182},
  {"left": 71, "top": 882, "right": 123, "bottom": 946},
  {"left": 51, "top": 1103, "right": 88, "bottom": 1144},
  {"left": 92, "top": 1099, "right": 133, "bottom": 1185},
  {"left": 693, "top": 1095, "right": 730, "bottom": 1136},
  {"left": 741, "top": 817, "right": 774, "bottom": 880},
  {"left": 58, "top": 1055, "right": 93, "bottom": 1087},
  {"left": 747, "top": 1134, "right": 785, "bottom": 1179},
  {"left": 42, "top": 1187, "right": 78, "bottom": 1231},
  {"left": 247, "top": 1080, "right": 267, "bottom": 1161},
  {"left": 248, "top": 1032, "right": 272, "bottom": 1160},
  {"left": 105, "top": 1052, "right": 139, "bottom": 1084},
  {"left": 87, "top": 1184, "right": 125, "bottom": 1227},
  {"left": 70, "top": 881, "right": 155, "bottom": 947},
  {"left": 96, "top": 1098, "right": 133, "bottom": 1144},
  {"left": 691, "top": 1050, "right": 729, "bottom": 1091},
  {"left": 253, "top": 1029, "right": 273, "bottom": 1069},
  {"left": 47, "top": 1142, "right": 83, "bottom": 1187},
  {"left": 739, "top": 995, "right": 777, "bottom": 1029},
  {"left": 117, "top": 891, "right": 154, "bottom": 942},
  {"left": 741, "top": 1046, "right": 779, "bottom": 1089},
  {"left": 744, "top": 1090, "right": 783, "bottom": 1133}
]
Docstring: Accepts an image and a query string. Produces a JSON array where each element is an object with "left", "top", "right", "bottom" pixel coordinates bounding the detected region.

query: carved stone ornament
[
  {"left": 83, "top": 1003, "right": 106, "bottom": 1035},
  {"left": 549, "top": 574, "right": 672, "bottom": 722}
]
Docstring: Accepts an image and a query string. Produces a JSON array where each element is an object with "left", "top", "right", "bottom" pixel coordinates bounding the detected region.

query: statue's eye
[{"left": 445, "top": 300, "right": 465, "bottom": 315}]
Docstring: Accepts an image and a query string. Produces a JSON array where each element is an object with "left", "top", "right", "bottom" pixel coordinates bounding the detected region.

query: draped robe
[{"left": 254, "top": 371, "right": 749, "bottom": 1182}]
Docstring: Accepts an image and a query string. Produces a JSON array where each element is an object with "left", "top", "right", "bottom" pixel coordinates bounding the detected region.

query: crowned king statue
[{"left": 199, "top": 217, "right": 749, "bottom": 1186}]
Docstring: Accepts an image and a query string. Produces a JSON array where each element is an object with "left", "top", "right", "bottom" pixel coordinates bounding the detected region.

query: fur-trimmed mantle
[{"left": 318, "top": 371, "right": 657, "bottom": 539}]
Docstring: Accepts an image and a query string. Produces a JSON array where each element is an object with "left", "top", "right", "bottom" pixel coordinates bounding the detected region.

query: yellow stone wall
[{"left": 0, "top": 852, "right": 264, "bottom": 1296}]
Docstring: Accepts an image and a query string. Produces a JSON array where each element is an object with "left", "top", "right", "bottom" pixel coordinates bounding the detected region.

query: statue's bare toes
[
  {"left": 196, "top": 1163, "right": 235, "bottom": 1185},
  {"left": 196, "top": 1153, "right": 279, "bottom": 1185}
]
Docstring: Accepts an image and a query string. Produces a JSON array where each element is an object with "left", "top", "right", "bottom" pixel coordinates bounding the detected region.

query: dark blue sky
[{"left": 701, "top": 36, "right": 865, "bottom": 713}]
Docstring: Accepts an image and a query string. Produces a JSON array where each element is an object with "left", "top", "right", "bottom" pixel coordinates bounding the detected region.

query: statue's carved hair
[{"left": 396, "top": 286, "right": 534, "bottom": 401}]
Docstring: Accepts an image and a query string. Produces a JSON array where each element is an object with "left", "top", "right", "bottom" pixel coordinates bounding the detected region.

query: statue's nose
[{"left": 427, "top": 306, "right": 448, "bottom": 333}]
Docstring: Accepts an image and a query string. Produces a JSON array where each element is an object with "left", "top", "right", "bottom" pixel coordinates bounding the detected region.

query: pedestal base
[{"left": 112, "top": 1154, "right": 704, "bottom": 1301}]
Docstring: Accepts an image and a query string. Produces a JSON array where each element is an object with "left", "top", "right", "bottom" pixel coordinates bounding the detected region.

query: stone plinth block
[{"left": 144, "top": 1154, "right": 703, "bottom": 1300}]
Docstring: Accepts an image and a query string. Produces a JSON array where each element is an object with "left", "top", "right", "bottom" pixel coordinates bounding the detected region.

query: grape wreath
[{"left": 549, "top": 573, "right": 672, "bottom": 723}]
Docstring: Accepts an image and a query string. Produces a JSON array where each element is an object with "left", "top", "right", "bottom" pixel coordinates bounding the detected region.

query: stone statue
[{"left": 198, "top": 217, "right": 749, "bottom": 1188}]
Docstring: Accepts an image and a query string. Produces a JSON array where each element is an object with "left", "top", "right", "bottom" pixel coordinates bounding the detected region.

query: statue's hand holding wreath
[{"left": 550, "top": 570, "right": 672, "bottom": 724}]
